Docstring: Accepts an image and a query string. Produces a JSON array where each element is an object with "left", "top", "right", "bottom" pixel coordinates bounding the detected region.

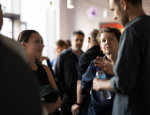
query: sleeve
[
  {"left": 54, "top": 53, "right": 66, "bottom": 96},
  {"left": 78, "top": 54, "right": 91, "bottom": 80},
  {"left": 110, "top": 27, "right": 144, "bottom": 94},
  {"left": 80, "top": 60, "right": 96, "bottom": 95},
  {"left": 46, "top": 59, "right": 54, "bottom": 76}
]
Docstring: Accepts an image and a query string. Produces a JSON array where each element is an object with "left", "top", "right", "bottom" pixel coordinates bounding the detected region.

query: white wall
[
  {"left": 60, "top": 0, "right": 75, "bottom": 40},
  {"left": 12, "top": 0, "right": 20, "bottom": 14}
]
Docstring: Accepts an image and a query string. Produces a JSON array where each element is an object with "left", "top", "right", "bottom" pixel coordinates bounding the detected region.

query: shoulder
[
  {"left": 63, "top": 48, "right": 73, "bottom": 55},
  {"left": 57, "top": 48, "right": 72, "bottom": 58},
  {"left": 88, "top": 59, "right": 96, "bottom": 69},
  {"left": 42, "top": 64, "right": 49, "bottom": 71},
  {"left": 41, "top": 64, "right": 53, "bottom": 76},
  {"left": 81, "top": 46, "right": 102, "bottom": 60},
  {"left": 125, "top": 16, "right": 150, "bottom": 32},
  {"left": 91, "top": 59, "right": 95, "bottom": 65},
  {"left": 0, "top": 34, "right": 27, "bottom": 62}
]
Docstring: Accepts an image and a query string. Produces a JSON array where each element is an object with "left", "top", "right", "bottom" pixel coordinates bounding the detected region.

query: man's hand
[
  {"left": 92, "top": 78, "right": 102, "bottom": 91},
  {"left": 94, "top": 56, "right": 115, "bottom": 75},
  {"left": 71, "top": 104, "right": 80, "bottom": 115},
  {"left": 37, "top": 56, "right": 49, "bottom": 63},
  {"left": 93, "top": 78, "right": 114, "bottom": 92}
]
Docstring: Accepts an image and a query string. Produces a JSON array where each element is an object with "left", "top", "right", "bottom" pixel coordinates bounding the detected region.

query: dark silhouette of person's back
[{"left": 0, "top": 40, "right": 42, "bottom": 115}]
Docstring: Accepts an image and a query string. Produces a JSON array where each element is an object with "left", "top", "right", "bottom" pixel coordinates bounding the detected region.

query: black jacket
[
  {"left": 78, "top": 45, "right": 104, "bottom": 80},
  {"left": 54, "top": 47, "right": 80, "bottom": 101}
]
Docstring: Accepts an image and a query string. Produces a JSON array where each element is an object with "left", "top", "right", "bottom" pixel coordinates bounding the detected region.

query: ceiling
[{"left": 84, "top": 0, "right": 150, "bottom": 9}]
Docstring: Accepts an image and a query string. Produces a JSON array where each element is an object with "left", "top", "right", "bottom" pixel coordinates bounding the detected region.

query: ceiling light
[
  {"left": 103, "top": 8, "right": 108, "bottom": 18},
  {"left": 67, "top": 0, "right": 74, "bottom": 9}
]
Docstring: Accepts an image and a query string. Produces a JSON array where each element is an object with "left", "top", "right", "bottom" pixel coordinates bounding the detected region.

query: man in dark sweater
[
  {"left": 54, "top": 31, "right": 84, "bottom": 115},
  {"left": 93, "top": 0, "right": 150, "bottom": 115},
  {"left": 71, "top": 29, "right": 104, "bottom": 115}
]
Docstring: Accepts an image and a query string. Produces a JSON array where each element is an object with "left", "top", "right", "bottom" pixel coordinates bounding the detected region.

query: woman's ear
[
  {"left": 21, "top": 41, "right": 26, "bottom": 49},
  {"left": 88, "top": 37, "right": 90, "bottom": 43},
  {"left": 70, "top": 40, "right": 72, "bottom": 45}
]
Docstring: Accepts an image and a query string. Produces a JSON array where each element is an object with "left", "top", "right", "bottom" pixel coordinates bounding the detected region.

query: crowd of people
[{"left": 1, "top": 0, "right": 150, "bottom": 115}]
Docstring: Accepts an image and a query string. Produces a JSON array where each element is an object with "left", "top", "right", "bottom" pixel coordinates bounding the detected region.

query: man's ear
[
  {"left": 21, "top": 41, "right": 26, "bottom": 48},
  {"left": 120, "top": 0, "right": 128, "bottom": 10},
  {"left": 88, "top": 37, "right": 90, "bottom": 43}
]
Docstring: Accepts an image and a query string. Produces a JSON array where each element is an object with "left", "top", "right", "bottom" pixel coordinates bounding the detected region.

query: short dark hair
[
  {"left": 56, "top": 39, "right": 67, "bottom": 48},
  {"left": 72, "top": 30, "right": 84, "bottom": 39},
  {"left": 97, "top": 27, "right": 121, "bottom": 43},
  {"left": 17, "top": 30, "right": 38, "bottom": 43},
  {"left": 114, "top": 0, "right": 142, "bottom": 6},
  {"left": 65, "top": 40, "right": 71, "bottom": 48}
]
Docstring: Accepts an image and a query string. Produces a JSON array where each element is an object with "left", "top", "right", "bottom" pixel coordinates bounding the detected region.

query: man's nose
[
  {"left": 113, "top": 14, "right": 117, "bottom": 20},
  {"left": 77, "top": 40, "right": 82, "bottom": 44}
]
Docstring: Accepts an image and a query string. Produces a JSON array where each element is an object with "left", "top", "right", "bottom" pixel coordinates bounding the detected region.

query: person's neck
[
  {"left": 27, "top": 55, "right": 37, "bottom": 71},
  {"left": 106, "top": 53, "right": 117, "bottom": 63},
  {"left": 72, "top": 48, "right": 81, "bottom": 56},
  {"left": 128, "top": 6, "right": 146, "bottom": 22},
  {"left": 88, "top": 42, "right": 99, "bottom": 49}
]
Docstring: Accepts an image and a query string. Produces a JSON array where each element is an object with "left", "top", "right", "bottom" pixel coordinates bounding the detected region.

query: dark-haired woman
[{"left": 17, "top": 30, "right": 61, "bottom": 115}]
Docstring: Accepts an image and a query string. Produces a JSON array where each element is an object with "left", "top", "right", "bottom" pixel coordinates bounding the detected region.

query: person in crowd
[
  {"left": 65, "top": 40, "right": 71, "bottom": 48},
  {"left": 51, "top": 40, "right": 68, "bottom": 67},
  {"left": 93, "top": 0, "right": 150, "bottom": 115},
  {"left": 81, "top": 27, "right": 121, "bottom": 115},
  {"left": 17, "top": 30, "right": 61, "bottom": 115},
  {"left": 54, "top": 30, "right": 84, "bottom": 115},
  {"left": 0, "top": 3, "right": 42, "bottom": 115},
  {"left": 71, "top": 29, "right": 104, "bottom": 115}
]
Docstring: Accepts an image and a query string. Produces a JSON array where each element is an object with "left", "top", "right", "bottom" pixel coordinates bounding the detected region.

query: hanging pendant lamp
[{"left": 67, "top": 0, "right": 74, "bottom": 9}]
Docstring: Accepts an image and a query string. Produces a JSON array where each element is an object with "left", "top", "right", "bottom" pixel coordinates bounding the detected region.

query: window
[{"left": 1, "top": 17, "right": 13, "bottom": 38}]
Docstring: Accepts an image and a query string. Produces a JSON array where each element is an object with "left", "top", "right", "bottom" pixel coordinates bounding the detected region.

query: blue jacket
[{"left": 81, "top": 56, "right": 115, "bottom": 115}]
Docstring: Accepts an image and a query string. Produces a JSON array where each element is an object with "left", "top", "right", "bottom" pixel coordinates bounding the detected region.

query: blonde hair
[{"left": 89, "top": 29, "right": 99, "bottom": 43}]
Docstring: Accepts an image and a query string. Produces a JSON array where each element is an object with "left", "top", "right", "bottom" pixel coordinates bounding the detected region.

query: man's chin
[{"left": 75, "top": 48, "right": 81, "bottom": 51}]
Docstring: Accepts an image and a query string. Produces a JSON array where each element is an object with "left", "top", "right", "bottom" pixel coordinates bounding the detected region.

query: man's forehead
[
  {"left": 109, "top": 0, "right": 114, "bottom": 6},
  {"left": 73, "top": 34, "right": 84, "bottom": 39},
  {"left": 109, "top": 0, "right": 116, "bottom": 10}
]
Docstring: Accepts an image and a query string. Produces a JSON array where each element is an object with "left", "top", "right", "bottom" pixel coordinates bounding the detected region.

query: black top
[
  {"left": 78, "top": 45, "right": 104, "bottom": 80},
  {"left": 54, "top": 47, "right": 79, "bottom": 100},
  {"left": 34, "top": 63, "right": 49, "bottom": 87},
  {"left": 0, "top": 39, "right": 41, "bottom": 115},
  {"left": 110, "top": 15, "right": 150, "bottom": 115}
]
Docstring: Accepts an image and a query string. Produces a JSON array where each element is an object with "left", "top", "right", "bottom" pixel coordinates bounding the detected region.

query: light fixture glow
[
  {"left": 45, "top": 0, "right": 56, "bottom": 10},
  {"left": 67, "top": 0, "right": 74, "bottom": 9},
  {"left": 103, "top": 8, "right": 108, "bottom": 18}
]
